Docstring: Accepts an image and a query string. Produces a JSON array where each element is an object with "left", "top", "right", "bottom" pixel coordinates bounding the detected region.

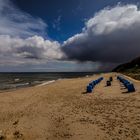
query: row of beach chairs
[
  {"left": 117, "top": 76, "right": 135, "bottom": 92},
  {"left": 86, "top": 77, "right": 104, "bottom": 93}
]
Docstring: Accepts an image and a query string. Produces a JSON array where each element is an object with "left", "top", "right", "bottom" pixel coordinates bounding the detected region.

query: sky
[
  {"left": 12, "top": 0, "right": 139, "bottom": 41},
  {"left": 0, "top": 0, "right": 140, "bottom": 72}
]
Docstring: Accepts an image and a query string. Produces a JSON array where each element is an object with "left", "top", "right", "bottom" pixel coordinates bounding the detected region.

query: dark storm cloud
[{"left": 62, "top": 4, "right": 140, "bottom": 64}]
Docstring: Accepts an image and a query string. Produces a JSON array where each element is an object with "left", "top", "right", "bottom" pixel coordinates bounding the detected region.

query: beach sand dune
[{"left": 0, "top": 73, "right": 140, "bottom": 140}]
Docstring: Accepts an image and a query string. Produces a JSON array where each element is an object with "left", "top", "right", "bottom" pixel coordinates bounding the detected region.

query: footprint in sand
[
  {"left": 13, "top": 120, "right": 19, "bottom": 126},
  {"left": 13, "top": 131, "right": 23, "bottom": 139},
  {"left": 0, "top": 130, "right": 5, "bottom": 140}
]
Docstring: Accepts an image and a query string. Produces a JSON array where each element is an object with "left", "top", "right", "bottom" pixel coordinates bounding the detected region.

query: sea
[{"left": 0, "top": 72, "right": 94, "bottom": 90}]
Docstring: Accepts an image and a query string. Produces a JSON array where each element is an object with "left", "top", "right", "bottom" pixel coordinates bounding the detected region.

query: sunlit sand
[{"left": 0, "top": 73, "right": 140, "bottom": 140}]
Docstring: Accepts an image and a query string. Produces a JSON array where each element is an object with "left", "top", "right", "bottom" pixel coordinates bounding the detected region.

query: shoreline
[
  {"left": 0, "top": 73, "right": 96, "bottom": 92},
  {"left": 36, "top": 80, "right": 56, "bottom": 87},
  {"left": 0, "top": 74, "right": 96, "bottom": 93}
]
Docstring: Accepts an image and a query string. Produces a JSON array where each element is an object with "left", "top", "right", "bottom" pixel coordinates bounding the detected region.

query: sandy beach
[{"left": 0, "top": 73, "right": 140, "bottom": 140}]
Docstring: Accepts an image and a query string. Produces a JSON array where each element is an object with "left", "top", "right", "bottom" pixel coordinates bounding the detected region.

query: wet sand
[{"left": 0, "top": 73, "right": 140, "bottom": 140}]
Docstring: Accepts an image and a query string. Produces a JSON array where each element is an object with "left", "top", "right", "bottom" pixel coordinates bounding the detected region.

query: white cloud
[
  {"left": 0, "top": 0, "right": 47, "bottom": 37},
  {"left": 0, "top": 0, "right": 64, "bottom": 67},
  {"left": 52, "top": 15, "right": 62, "bottom": 31},
  {"left": 85, "top": 4, "right": 140, "bottom": 35},
  {"left": 0, "top": 35, "right": 64, "bottom": 65}
]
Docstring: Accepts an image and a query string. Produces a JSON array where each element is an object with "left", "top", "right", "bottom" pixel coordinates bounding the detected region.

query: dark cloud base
[{"left": 62, "top": 4, "right": 140, "bottom": 70}]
